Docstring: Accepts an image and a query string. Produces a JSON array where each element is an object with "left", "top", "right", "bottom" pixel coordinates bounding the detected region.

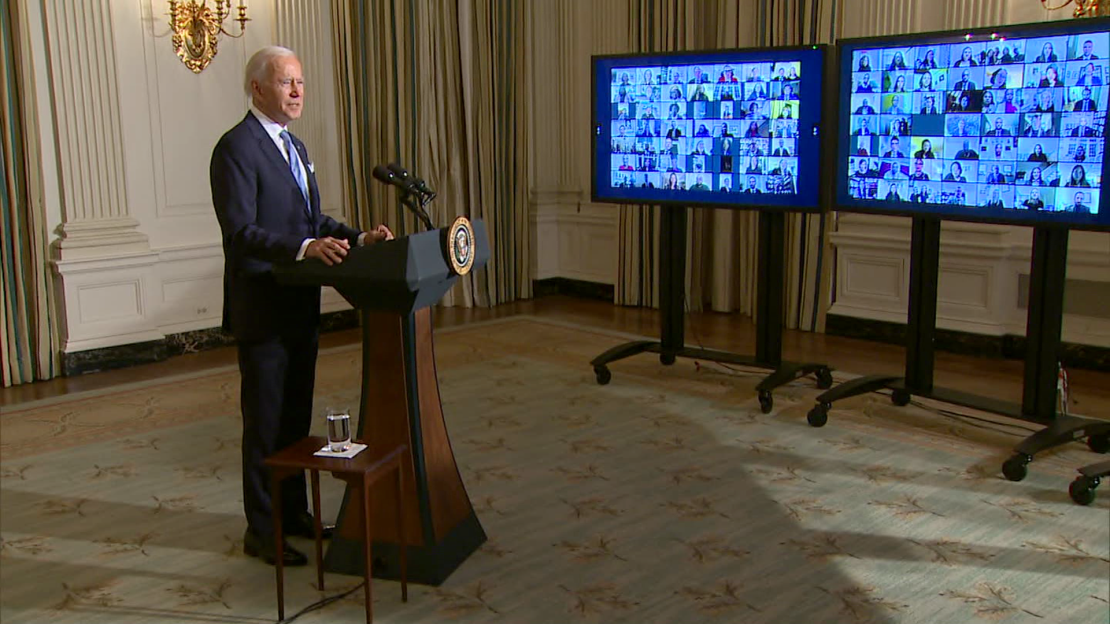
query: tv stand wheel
[
  {"left": 594, "top": 366, "right": 612, "bottom": 386},
  {"left": 1069, "top": 475, "right": 1099, "bottom": 506},
  {"left": 1087, "top": 433, "right": 1110, "bottom": 454},
  {"left": 815, "top": 367, "right": 834, "bottom": 390},
  {"left": 807, "top": 403, "right": 829, "bottom": 428},
  {"left": 1002, "top": 454, "right": 1031, "bottom": 482},
  {"left": 758, "top": 391, "right": 773, "bottom": 414},
  {"left": 891, "top": 389, "right": 911, "bottom": 407},
  {"left": 660, "top": 353, "right": 676, "bottom": 366}
]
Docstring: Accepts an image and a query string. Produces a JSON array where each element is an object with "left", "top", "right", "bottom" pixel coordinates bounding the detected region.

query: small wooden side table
[{"left": 265, "top": 437, "right": 408, "bottom": 623}]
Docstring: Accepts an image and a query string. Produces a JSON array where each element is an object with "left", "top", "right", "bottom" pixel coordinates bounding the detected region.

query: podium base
[{"left": 324, "top": 510, "right": 487, "bottom": 586}]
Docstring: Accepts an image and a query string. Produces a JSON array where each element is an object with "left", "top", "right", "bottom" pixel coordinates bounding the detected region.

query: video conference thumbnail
[
  {"left": 846, "top": 33, "right": 1107, "bottom": 215},
  {"left": 608, "top": 61, "right": 804, "bottom": 195}
]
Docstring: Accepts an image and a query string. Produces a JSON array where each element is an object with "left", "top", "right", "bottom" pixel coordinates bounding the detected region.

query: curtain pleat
[
  {"left": 332, "top": 0, "right": 531, "bottom": 307},
  {"left": 1, "top": 1, "right": 58, "bottom": 386}
]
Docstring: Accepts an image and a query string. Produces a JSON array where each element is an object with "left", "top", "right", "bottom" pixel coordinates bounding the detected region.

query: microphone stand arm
[{"left": 399, "top": 191, "right": 436, "bottom": 232}]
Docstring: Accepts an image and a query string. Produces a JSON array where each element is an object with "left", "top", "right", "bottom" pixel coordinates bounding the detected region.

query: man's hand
[
  {"left": 365, "top": 224, "right": 394, "bottom": 244},
  {"left": 305, "top": 236, "right": 350, "bottom": 266}
]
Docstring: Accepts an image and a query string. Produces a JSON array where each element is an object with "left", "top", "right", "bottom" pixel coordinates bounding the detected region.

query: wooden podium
[{"left": 274, "top": 222, "right": 489, "bottom": 585}]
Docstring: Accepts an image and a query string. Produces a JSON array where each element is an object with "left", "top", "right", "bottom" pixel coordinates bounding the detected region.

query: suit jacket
[{"left": 210, "top": 112, "right": 360, "bottom": 341}]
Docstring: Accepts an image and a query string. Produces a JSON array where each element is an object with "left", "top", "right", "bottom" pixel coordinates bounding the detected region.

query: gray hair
[{"left": 244, "top": 46, "right": 297, "bottom": 97}]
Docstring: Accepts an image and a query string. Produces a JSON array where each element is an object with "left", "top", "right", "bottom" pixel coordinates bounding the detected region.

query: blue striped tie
[{"left": 280, "top": 130, "right": 310, "bottom": 213}]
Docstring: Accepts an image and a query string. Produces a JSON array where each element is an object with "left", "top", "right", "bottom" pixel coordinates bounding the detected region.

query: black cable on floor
[
  {"left": 277, "top": 581, "right": 365, "bottom": 624},
  {"left": 682, "top": 295, "right": 766, "bottom": 380}
]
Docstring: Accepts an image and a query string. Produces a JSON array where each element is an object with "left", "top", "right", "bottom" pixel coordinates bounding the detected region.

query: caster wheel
[
  {"left": 807, "top": 403, "right": 829, "bottom": 428},
  {"left": 660, "top": 353, "right": 676, "bottom": 366},
  {"left": 891, "top": 389, "right": 911, "bottom": 407},
  {"left": 1069, "top": 476, "right": 1099, "bottom": 506},
  {"left": 594, "top": 366, "right": 611, "bottom": 386},
  {"left": 758, "top": 391, "right": 773, "bottom": 414},
  {"left": 815, "top": 368, "right": 834, "bottom": 390},
  {"left": 1087, "top": 433, "right": 1110, "bottom": 454},
  {"left": 1002, "top": 454, "right": 1031, "bottom": 482}
]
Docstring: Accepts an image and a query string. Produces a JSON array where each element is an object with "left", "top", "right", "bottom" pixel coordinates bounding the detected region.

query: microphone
[
  {"left": 372, "top": 164, "right": 399, "bottom": 186},
  {"left": 386, "top": 163, "right": 436, "bottom": 199},
  {"left": 371, "top": 163, "right": 435, "bottom": 231}
]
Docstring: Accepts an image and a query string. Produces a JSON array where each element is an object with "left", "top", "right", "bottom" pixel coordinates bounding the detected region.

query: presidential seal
[{"left": 446, "top": 216, "right": 475, "bottom": 275}]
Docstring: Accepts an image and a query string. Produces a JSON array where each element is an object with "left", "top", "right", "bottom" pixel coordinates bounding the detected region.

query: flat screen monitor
[
  {"left": 592, "top": 46, "right": 827, "bottom": 210},
  {"left": 836, "top": 19, "right": 1110, "bottom": 231}
]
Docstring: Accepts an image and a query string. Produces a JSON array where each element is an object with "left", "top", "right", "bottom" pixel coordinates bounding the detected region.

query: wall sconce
[
  {"left": 1042, "top": 0, "right": 1110, "bottom": 18},
  {"left": 168, "top": 0, "right": 249, "bottom": 74}
]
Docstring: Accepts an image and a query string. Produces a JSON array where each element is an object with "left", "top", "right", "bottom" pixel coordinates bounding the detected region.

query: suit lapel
[{"left": 244, "top": 113, "right": 302, "bottom": 198}]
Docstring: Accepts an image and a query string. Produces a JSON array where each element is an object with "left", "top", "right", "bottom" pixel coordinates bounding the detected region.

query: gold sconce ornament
[
  {"left": 168, "top": 0, "right": 249, "bottom": 74},
  {"left": 1042, "top": 0, "right": 1110, "bottom": 18}
]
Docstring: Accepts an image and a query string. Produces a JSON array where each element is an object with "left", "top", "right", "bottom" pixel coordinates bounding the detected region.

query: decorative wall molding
[
  {"left": 41, "top": 0, "right": 146, "bottom": 260},
  {"left": 53, "top": 253, "right": 164, "bottom": 353},
  {"left": 831, "top": 214, "right": 1110, "bottom": 344}
]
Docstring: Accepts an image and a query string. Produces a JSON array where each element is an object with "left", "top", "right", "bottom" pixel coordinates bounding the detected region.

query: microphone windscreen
[
  {"left": 386, "top": 162, "right": 411, "bottom": 181},
  {"left": 372, "top": 165, "right": 395, "bottom": 184}
]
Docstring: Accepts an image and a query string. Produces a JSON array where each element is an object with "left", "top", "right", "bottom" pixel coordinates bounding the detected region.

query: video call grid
[
  {"left": 607, "top": 61, "right": 805, "bottom": 194},
  {"left": 846, "top": 33, "right": 1108, "bottom": 214}
]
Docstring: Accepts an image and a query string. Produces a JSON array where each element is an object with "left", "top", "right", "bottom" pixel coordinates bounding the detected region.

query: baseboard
[
  {"left": 61, "top": 310, "right": 361, "bottom": 376},
  {"left": 826, "top": 314, "right": 1110, "bottom": 372},
  {"left": 533, "top": 278, "right": 614, "bottom": 301}
]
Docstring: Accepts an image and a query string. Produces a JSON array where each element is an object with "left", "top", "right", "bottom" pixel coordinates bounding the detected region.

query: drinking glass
[{"left": 326, "top": 408, "right": 352, "bottom": 453}]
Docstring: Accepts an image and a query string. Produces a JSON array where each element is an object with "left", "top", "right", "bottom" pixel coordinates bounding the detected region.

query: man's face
[
  {"left": 1084, "top": 40, "right": 1093, "bottom": 55},
  {"left": 995, "top": 118, "right": 1003, "bottom": 129},
  {"left": 253, "top": 55, "right": 304, "bottom": 125},
  {"left": 962, "top": 70, "right": 970, "bottom": 81},
  {"left": 891, "top": 138, "right": 900, "bottom": 151},
  {"left": 1076, "top": 193, "right": 1085, "bottom": 204}
]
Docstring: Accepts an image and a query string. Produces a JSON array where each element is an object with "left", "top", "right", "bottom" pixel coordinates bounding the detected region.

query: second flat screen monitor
[
  {"left": 593, "top": 47, "right": 826, "bottom": 210},
  {"left": 837, "top": 20, "right": 1110, "bottom": 230}
]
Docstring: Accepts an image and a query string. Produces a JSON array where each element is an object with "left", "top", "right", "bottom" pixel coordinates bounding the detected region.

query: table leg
[
  {"left": 361, "top": 482, "right": 375, "bottom": 623},
  {"left": 396, "top": 466, "right": 407, "bottom": 602},
  {"left": 272, "top": 472, "right": 285, "bottom": 621},
  {"left": 310, "top": 469, "right": 324, "bottom": 591}
]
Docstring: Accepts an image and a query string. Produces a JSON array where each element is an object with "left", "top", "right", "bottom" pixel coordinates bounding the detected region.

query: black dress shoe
[
  {"left": 284, "top": 510, "right": 335, "bottom": 539},
  {"left": 244, "top": 529, "right": 308, "bottom": 566}
]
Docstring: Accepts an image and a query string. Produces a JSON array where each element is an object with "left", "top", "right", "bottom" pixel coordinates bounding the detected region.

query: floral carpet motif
[{"left": 1, "top": 317, "right": 1108, "bottom": 623}]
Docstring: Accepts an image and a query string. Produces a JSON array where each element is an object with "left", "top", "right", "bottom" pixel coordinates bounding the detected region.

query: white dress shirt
[{"left": 250, "top": 105, "right": 365, "bottom": 259}]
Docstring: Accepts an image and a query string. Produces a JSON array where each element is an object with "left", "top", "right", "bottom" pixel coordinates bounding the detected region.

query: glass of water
[{"left": 326, "top": 408, "right": 352, "bottom": 453}]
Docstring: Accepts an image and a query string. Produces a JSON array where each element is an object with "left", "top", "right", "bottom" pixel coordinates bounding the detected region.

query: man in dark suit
[
  {"left": 210, "top": 46, "right": 393, "bottom": 567},
  {"left": 882, "top": 136, "right": 905, "bottom": 158},
  {"left": 1073, "top": 88, "right": 1098, "bottom": 112},
  {"left": 985, "top": 117, "right": 1011, "bottom": 137},
  {"left": 953, "top": 70, "right": 976, "bottom": 92},
  {"left": 1079, "top": 39, "right": 1099, "bottom": 61},
  {"left": 1067, "top": 191, "right": 1092, "bottom": 213},
  {"left": 1071, "top": 116, "right": 1098, "bottom": 137}
]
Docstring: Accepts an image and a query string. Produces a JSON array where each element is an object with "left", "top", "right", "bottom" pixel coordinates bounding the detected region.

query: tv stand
[{"left": 591, "top": 205, "right": 832, "bottom": 410}]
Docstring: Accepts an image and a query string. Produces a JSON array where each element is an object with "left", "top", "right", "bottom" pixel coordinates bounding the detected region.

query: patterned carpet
[{"left": 1, "top": 317, "right": 1108, "bottom": 624}]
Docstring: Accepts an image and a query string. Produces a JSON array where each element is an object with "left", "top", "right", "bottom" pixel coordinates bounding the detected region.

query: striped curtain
[
  {"left": 757, "top": 0, "right": 833, "bottom": 332},
  {"left": 1, "top": 2, "right": 57, "bottom": 386},
  {"left": 332, "top": 0, "right": 532, "bottom": 307},
  {"left": 615, "top": 0, "right": 829, "bottom": 332}
]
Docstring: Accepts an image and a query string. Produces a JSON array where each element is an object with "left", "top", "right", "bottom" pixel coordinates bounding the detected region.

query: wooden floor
[{"left": 4, "top": 295, "right": 1110, "bottom": 419}]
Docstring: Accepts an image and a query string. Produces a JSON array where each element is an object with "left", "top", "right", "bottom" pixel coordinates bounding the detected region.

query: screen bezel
[
  {"left": 591, "top": 45, "right": 828, "bottom": 212},
  {"left": 834, "top": 18, "right": 1110, "bottom": 232}
]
